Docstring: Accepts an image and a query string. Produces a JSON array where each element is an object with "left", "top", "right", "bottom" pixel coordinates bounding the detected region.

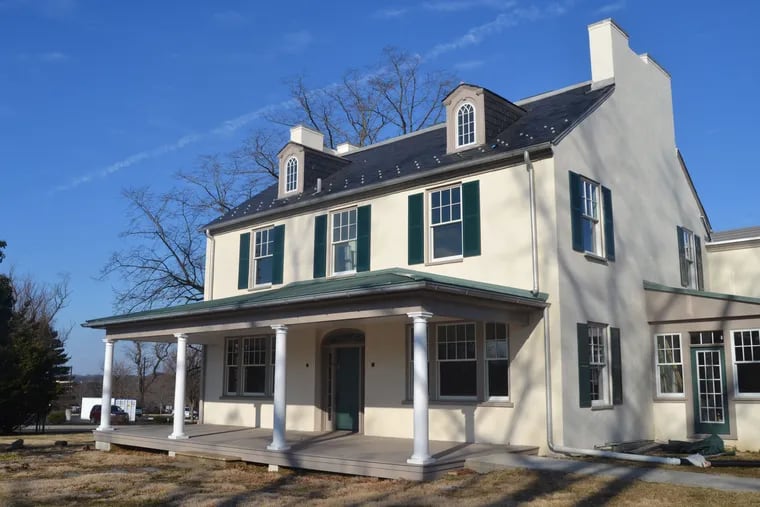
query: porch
[{"left": 94, "top": 424, "right": 538, "bottom": 481}]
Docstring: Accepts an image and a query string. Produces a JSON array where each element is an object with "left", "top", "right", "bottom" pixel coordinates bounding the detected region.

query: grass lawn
[{"left": 1, "top": 432, "right": 759, "bottom": 506}]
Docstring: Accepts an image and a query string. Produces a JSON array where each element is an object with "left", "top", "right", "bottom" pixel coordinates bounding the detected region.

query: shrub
[{"left": 47, "top": 411, "right": 66, "bottom": 425}]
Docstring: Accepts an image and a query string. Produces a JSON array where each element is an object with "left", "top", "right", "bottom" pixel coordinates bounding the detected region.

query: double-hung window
[
  {"left": 331, "top": 208, "right": 357, "bottom": 274},
  {"left": 224, "top": 335, "right": 275, "bottom": 396},
  {"left": 578, "top": 322, "right": 622, "bottom": 408},
  {"left": 655, "top": 334, "right": 684, "bottom": 396},
  {"left": 456, "top": 103, "right": 475, "bottom": 147},
  {"left": 569, "top": 171, "right": 615, "bottom": 261},
  {"left": 485, "top": 323, "right": 509, "bottom": 400},
  {"left": 677, "top": 226, "right": 703, "bottom": 289},
  {"left": 253, "top": 227, "right": 274, "bottom": 286},
  {"left": 437, "top": 323, "right": 477, "bottom": 398},
  {"left": 430, "top": 185, "right": 463, "bottom": 260},
  {"left": 732, "top": 329, "right": 760, "bottom": 396},
  {"left": 285, "top": 157, "right": 298, "bottom": 193}
]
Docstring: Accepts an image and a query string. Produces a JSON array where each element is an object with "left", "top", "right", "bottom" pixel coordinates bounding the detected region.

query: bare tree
[
  {"left": 127, "top": 341, "right": 171, "bottom": 409},
  {"left": 103, "top": 47, "right": 456, "bottom": 312}
]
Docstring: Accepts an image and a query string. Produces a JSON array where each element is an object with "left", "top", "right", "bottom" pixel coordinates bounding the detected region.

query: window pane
[
  {"left": 433, "top": 222, "right": 463, "bottom": 258},
  {"left": 255, "top": 257, "right": 273, "bottom": 285},
  {"left": 333, "top": 240, "right": 356, "bottom": 273},
  {"left": 737, "top": 363, "right": 760, "bottom": 394},
  {"left": 582, "top": 218, "right": 595, "bottom": 252},
  {"left": 227, "top": 366, "right": 238, "bottom": 393},
  {"left": 486, "top": 340, "right": 508, "bottom": 359},
  {"left": 244, "top": 365, "right": 266, "bottom": 393},
  {"left": 440, "top": 361, "right": 476, "bottom": 397},
  {"left": 659, "top": 365, "right": 684, "bottom": 394},
  {"left": 487, "top": 360, "right": 509, "bottom": 397}
]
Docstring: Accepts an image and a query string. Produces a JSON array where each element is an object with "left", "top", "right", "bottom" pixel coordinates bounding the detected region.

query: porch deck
[{"left": 94, "top": 424, "right": 538, "bottom": 481}]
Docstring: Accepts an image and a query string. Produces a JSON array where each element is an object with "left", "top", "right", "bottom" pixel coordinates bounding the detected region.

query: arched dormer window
[
  {"left": 456, "top": 103, "right": 475, "bottom": 147},
  {"left": 285, "top": 157, "right": 298, "bottom": 193}
]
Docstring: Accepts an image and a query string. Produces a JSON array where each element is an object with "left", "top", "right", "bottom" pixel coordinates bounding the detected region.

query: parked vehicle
[
  {"left": 135, "top": 407, "right": 143, "bottom": 417},
  {"left": 89, "top": 404, "right": 129, "bottom": 425}
]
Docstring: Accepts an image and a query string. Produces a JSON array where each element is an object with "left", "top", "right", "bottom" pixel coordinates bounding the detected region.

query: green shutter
[
  {"left": 237, "top": 232, "right": 250, "bottom": 290},
  {"left": 569, "top": 171, "right": 583, "bottom": 252},
  {"left": 695, "top": 235, "right": 704, "bottom": 290},
  {"left": 602, "top": 186, "right": 615, "bottom": 261},
  {"left": 577, "top": 322, "right": 591, "bottom": 408},
  {"left": 271, "top": 225, "right": 285, "bottom": 285},
  {"left": 408, "top": 193, "right": 424, "bottom": 265},
  {"left": 677, "top": 226, "right": 688, "bottom": 287},
  {"left": 610, "top": 327, "right": 623, "bottom": 405},
  {"left": 462, "top": 180, "right": 481, "bottom": 257},
  {"left": 313, "top": 214, "right": 327, "bottom": 278},
  {"left": 357, "top": 205, "right": 371, "bottom": 272}
]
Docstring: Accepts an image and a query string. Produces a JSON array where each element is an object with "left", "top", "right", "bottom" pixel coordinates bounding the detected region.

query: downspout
[
  {"left": 524, "top": 151, "right": 539, "bottom": 296},
  {"left": 526, "top": 151, "right": 683, "bottom": 466}
]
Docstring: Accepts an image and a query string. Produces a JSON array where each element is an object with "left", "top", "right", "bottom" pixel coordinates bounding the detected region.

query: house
[{"left": 84, "top": 18, "right": 760, "bottom": 473}]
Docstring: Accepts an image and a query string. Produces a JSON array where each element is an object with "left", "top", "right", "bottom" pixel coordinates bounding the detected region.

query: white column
[
  {"left": 267, "top": 324, "right": 289, "bottom": 451},
  {"left": 169, "top": 333, "right": 189, "bottom": 440},
  {"left": 97, "top": 338, "right": 115, "bottom": 431},
  {"left": 407, "top": 312, "right": 435, "bottom": 465}
]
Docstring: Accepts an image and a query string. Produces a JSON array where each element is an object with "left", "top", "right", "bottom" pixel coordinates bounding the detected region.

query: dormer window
[
  {"left": 285, "top": 157, "right": 298, "bottom": 193},
  {"left": 457, "top": 103, "right": 476, "bottom": 147}
]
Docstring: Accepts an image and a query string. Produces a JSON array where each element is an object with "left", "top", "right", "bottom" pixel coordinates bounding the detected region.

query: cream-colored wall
[
  {"left": 706, "top": 244, "right": 760, "bottom": 297},
  {"left": 552, "top": 23, "right": 707, "bottom": 449},
  {"left": 735, "top": 404, "right": 760, "bottom": 451},
  {"left": 652, "top": 402, "right": 688, "bottom": 442},
  {"left": 211, "top": 159, "right": 556, "bottom": 299}
]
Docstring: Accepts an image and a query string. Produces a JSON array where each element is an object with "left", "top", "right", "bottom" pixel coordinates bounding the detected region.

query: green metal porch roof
[
  {"left": 643, "top": 280, "right": 760, "bottom": 305},
  {"left": 84, "top": 268, "right": 548, "bottom": 329}
]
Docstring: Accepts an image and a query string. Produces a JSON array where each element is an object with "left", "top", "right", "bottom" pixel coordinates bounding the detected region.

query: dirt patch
[{"left": 0, "top": 433, "right": 759, "bottom": 506}]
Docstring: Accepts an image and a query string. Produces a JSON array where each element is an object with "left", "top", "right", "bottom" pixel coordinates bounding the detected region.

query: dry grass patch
[{"left": 1, "top": 433, "right": 759, "bottom": 506}]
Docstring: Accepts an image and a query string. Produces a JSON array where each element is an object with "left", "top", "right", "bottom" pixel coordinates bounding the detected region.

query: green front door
[
  {"left": 691, "top": 347, "right": 730, "bottom": 435},
  {"left": 334, "top": 347, "right": 361, "bottom": 431}
]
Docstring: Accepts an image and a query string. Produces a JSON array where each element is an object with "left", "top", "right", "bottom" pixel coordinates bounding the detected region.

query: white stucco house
[{"left": 85, "top": 19, "right": 760, "bottom": 473}]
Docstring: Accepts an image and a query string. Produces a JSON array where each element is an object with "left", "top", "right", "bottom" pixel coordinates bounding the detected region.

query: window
[
  {"left": 732, "top": 329, "right": 760, "bottom": 396},
  {"left": 224, "top": 336, "right": 275, "bottom": 396},
  {"left": 437, "top": 323, "right": 477, "bottom": 398},
  {"left": 285, "top": 157, "right": 298, "bottom": 193},
  {"left": 690, "top": 330, "right": 724, "bottom": 345},
  {"left": 485, "top": 323, "right": 509, "bottom": 400},
  {"left": 252, "top": 227, "right": 273, "bottom": 286},
  {"left": 655, "top": 334, "right": 684, "bottom": 396},
  {"left": 456, "top": 103, "right": 475, "bottom": 147},
  {"left": 569, "top": 171, "right": 615, "bottom": 261},
  {"left": 588, "top": 324, "right": 608, "bottom": 404},
  {"left": 331, "top": 208, "right": 357, "bottom": 274},
  {"left": 430, "top": 185, "right": 462, "bottom": 260},
  {"left": 578, "top": 322, "right": 622, "bottom": 408},
  {"left": 677, "top": 226, "right": 703, "bottom": 289}
]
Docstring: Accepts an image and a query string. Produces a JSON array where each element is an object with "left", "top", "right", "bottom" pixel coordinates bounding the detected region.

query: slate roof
[
  {"left": 710, "top": 226, "right": 760, "bottom": 243},
  {"left": 83, "top": 268, "right": 548, "bottom": 328},
  {"left": 206, "top": 82, "right": 614, "bottom": 230}
]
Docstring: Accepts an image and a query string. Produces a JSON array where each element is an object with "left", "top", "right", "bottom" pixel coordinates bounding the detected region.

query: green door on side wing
[
  {"left": 334, "top": 347, "right": 361, "bottom": 432},
  {"left": 691, "top": 347, "right": 730, "bottom": 435}
]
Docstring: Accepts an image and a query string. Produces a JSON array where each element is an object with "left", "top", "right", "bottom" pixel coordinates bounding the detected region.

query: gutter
[{"left": 206, "top": 143, "right": 554, "bottom": 233}]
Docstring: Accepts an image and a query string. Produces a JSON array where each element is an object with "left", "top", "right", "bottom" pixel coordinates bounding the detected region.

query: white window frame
[
  {"left": 654, "top": 333, "right": 685, "bottom": 398},
  {"left": 456, "top": 102, "right": 476, "bottom": 148},
  {"left": 588, "top": 323, "right": 611, "bottom": 407},
  {"left": 330, "top": 207, "right": 357, "bottom": 275},
  {"left": 429, "top": 184, "right": 463, "bottom": 262},
  {"left": 285, "top": 156, "right": 298, "bottom": 193},
  {"left": 731, "top": 329, "right": 760, "bottom": 398},
  {"left": 580, "top": 177, "right": 602, "bottom": 256},
  {"left": 681, "top": 227, "right": 697, "bottom": 288},
  {"left": 224, "top": 336, "right": 274, "bottom": 397},
  {"left": 251, "top": 226, "right": 274, "bottom": 288},
  {"left": 484, "top": 322, "right": 509, "bottom": 401},
  {"left": 436, "top": 322, "right": 477, "bottom": 400}
]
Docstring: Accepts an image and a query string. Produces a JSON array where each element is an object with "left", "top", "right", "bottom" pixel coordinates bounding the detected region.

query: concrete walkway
[{"left": 466, "top": 453, "right": 760, "bottom": 493}]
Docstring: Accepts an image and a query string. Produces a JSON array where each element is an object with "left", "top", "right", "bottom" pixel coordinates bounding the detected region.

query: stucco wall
[
  {"left": 706, "top": 243, "right": 760, "bottom": 298},
  {"left": 551, "top": 23, "right": 707, "bottom": 449}
]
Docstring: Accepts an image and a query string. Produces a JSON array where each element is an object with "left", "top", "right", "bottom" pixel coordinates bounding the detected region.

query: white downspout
[{"left": 523, "top": 150, "right": 683, "bottom": 466}]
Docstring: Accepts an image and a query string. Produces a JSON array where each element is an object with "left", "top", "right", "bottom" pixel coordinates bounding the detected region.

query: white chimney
[
  {"left": 588, "top": 18, "right": 629, "bottom": 85},
  {"left": 336, "top": 142, "right": 359, "bottom": 155},
  {"left": 290, "top": 125, "right": 324, "bottom": 151}
]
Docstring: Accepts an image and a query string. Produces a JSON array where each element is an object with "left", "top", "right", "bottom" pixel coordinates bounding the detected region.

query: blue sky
[{"left": 1, "top": 0, "right": 758, "bottom": 375}]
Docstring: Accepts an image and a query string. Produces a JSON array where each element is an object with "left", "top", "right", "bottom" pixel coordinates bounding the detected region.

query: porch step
[{"left": 174, "top": 451, "right": 242, "bottom": 463}]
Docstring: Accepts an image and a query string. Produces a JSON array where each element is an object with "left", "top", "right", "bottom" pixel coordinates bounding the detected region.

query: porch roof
[
  {"left": 84, "top": 269, "right": 548, "bottom": 335},
  {"left": 643, "top": 280, "right": 760, "bottom": 324}
]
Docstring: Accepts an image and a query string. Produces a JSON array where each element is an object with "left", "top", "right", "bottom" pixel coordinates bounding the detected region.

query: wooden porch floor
[{"left": 94, "top": 424, "right": 538, "bottom": 480}]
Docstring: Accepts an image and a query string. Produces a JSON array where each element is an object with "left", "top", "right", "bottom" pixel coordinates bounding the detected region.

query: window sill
[
  {"left": 330, "top": 270, "right": 357, "bottom": 278},
  {"left": 591, "top": 404, "right": 614, "bottom": 411},
  {"left": 426, "top": 256, "right": 463, "bottom": 267},
  {"left": 653, "top": 396, "right": 686, "bottom": 403},
  {"left": 219, "top": 395, "right": 273, "bottom": 401},
  {"left": 584, "top": 252, "right": 608, "bottom": 265},
  {"left": 248, "top": 284, "right": 272, "bottom": 292},
  {"left": 401, "top": 399, "right": 513, "bottom": 408},
  {"left": 734, "top": 395, "right": 760, "bottom": 402}
]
